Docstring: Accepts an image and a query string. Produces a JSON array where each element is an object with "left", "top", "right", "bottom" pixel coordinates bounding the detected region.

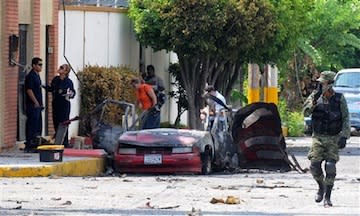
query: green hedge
[
  {"left": 278, "top": 99, "right": 305, "bottom": 137},
  {"left": 78, "top": 65, "right": 137, "bottom": 135}
]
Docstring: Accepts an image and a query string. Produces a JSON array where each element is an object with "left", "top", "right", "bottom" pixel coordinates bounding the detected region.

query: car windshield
[{"left": 334, "top": 72, "right": 360, "bottom": 88}]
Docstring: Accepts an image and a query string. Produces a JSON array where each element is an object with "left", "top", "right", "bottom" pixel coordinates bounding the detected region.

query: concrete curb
[{"left": 0, "top": 157, "right": 105, "bottom": 177}]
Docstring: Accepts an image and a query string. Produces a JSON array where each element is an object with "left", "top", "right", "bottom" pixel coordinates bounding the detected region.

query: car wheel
[{"left": 201, "top": 151, "right": 212, "bottom": 175}]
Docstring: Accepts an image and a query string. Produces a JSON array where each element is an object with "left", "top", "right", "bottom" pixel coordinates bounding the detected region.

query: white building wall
[
  {"left": 58, "top": 10, "right": 85, "bottom": 137},
  {"left": 58, "top": 8, "right": 182, "bottom": 137},
  {"left": 84, "top": 12, "right": 108, "bottom": 66},
  {"left": 109, "top": 13, "right": 134, "bottom": 66}
]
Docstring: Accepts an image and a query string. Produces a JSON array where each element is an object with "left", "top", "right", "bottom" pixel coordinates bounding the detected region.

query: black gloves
[{"left": 337, "top": 137, "right": 347, "bottom": 149}]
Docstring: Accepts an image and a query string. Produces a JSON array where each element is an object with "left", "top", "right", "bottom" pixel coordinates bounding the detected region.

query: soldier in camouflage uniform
[{"left": 303, "top": 71, "right": 350, "bottom": 207}]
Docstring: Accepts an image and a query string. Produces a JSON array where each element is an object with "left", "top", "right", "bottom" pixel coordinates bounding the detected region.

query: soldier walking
[{"left": 303, "top": 71, "right": 350, "bottom": 207}]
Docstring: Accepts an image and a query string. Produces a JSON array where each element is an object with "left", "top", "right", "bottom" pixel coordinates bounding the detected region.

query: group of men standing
[{"left": 24, "top": 57, "right": 76, "bottom": 153}]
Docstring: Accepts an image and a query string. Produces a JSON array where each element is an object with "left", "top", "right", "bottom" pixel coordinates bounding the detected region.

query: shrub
[
  {"left": 277, "top": 99, "right": 305, "bottom": 137},
  {"left": 78, "top": 65, "right": 137, "bottom": 135},
  {"left": 277, "top": 99, "right": 288, "bottom": 126},
  {"left": 287, "top": 111, "right": 305, "bottom": 137}
]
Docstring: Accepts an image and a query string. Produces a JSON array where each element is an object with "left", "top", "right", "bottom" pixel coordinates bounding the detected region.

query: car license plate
[{"left": 144, "top": 154, "right": 162, "bottom": 165}]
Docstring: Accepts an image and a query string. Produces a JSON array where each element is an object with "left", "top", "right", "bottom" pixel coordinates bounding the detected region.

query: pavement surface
[{"left": 0, "top": 136, "right": 359, "bottom": 215}]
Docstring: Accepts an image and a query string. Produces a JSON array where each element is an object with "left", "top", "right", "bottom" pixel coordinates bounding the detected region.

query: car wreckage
[{"left": 86, "top": 99, "right": 303, "bottom": 174}]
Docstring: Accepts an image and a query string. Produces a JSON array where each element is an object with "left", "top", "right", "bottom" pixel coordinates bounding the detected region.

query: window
[{"left": 334, "top": 72, "right": 360, "bottom": 88}]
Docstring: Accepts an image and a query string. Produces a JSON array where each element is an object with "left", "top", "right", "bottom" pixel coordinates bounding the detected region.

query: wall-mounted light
[{"left": 9, "top": 34, "right": 19, "bottom": 66}]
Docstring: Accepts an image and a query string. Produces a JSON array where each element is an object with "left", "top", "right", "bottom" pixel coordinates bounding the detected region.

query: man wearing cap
[{"left": 303, "top": 71, "right": 350, "bottom": 207}]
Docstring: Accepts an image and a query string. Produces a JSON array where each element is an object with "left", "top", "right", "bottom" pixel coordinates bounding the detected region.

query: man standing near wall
[{"left": 24, "top": 57, "right": 43, "bottom": 153}]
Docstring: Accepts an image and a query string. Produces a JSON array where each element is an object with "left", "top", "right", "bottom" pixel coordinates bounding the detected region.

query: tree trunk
[{"left": 178, "top": 55, "right": 207, "bottom": 129}]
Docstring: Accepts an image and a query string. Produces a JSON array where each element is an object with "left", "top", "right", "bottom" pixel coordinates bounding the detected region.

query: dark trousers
[
  {"left": 25, "top": 106, "right": 42, "bottom": 148},
  {"left": 141, "top": 110, "right": 160, "bottom": 129},
  {"left": 53, "top": 102, "right": 70, "bottom": 146}
]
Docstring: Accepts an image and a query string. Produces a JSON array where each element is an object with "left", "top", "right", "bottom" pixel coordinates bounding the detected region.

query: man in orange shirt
[{"left": 131, "top": 77, "right": 160, "bottom": 129}]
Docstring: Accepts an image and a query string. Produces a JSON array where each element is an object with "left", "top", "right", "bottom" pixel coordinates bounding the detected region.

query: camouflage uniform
[{"left": 303, "top": 71, "right": 350, "bottom": 207}]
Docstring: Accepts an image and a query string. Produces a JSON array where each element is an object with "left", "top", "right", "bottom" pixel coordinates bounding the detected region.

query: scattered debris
[
  {"left": 211, "top": 185, "right": 240, "bottom": 190},
  {"left": 227, "top": 185, "right": 238, "bottom": 190},
  {"left": 279, "top": 194, "right": 288, "bottom": 198},
  {"left": 210, "top": 196, "right": 241, "bottom": 205},
  {"left": 210, "top": 197, "right": 225, "bottom": 204},
  {"left": 187, "top": 207, "right": 202, "bottom": 216},
  {"left": 51, "top": 197, "right": 62, "bottom": 201},
  {"left": 48, "top": 175, "right": 61, "bottom": 179},
  {"left": 255, "top": 185, "right": 275, "bottom": 189},
  {"left": 144, "top": 201, "right": 179, "bottom": 210},
  {"left": 159, "top": 205, "right": 180, "bottom": 209},
  {"left": 225, "top": 196, "right": 241, "bottom": 204},
  {"left": 4, "top": 199, "right": 29, "bottom": 204},
  {"left": 211, "top": 185, "right": 226, "bottom": 190},
  {"left": 119, "top": 174, "right": 127, "bottom": 178},
  {"left": 155, "top": 177, "right": 186, "bottom": 183},
  {"left": 82, "top": 177, "right": 98, "bottom": 181},
  {"left": 83, "top": 186, "right": 98, "bottom": 189},
  {"left": 254, "top": 185, "right": 300, "bottom": 189},
  {"left": 61, "top": 201, "right": 72, "bottom": 205},
  {"left": 123, "top": 179, "right": 133, "bottom": 182},
  {"left": 145, "top": 202, "right": 154, "bottom": 209},
  {"left": 256, "top": 179, "right": 264, "bottom": 184},
  {"left": 250, "top": 196, "right": 265, "bottom": 199}
]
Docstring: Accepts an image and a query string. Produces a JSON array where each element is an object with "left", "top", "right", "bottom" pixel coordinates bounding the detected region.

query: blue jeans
[{"left": 141, "top": 110, "right": 160, "bottom": 129}]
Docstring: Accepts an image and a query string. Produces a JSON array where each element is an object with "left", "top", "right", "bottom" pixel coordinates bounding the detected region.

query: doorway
[{"left": 17, "top": 24, "right": 27, "bottom": 141}]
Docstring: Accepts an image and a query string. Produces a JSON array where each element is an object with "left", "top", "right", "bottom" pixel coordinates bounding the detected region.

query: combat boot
[
  {"left": 315, "top": 180, "right": 325, "bottom": 203},
  {"left": 324, "top": 185, "right": 333, "bottom": 207}
]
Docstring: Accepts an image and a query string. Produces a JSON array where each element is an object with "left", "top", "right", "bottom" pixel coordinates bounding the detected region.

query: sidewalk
[{"left": 0, "top": 145, "right": 107, "bottom": 177}]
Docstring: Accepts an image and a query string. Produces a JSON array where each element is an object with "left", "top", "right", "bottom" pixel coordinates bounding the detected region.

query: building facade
[
  {"left": 0, "top": 0, "right": 178, "bottom": 152},
  {"left": 0, "top": 0, "right": 58, "bottom": 151}
]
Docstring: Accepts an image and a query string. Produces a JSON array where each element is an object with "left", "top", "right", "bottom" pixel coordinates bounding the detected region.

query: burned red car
[
  {"left": 114, "top": 111, "right": 238, "bottom": 174},
  {"left": 91, "top": 100, "right": 294, "bottom": 174},
  {"left": 114, "top": 129, "right": 206, "bottom": 174}
]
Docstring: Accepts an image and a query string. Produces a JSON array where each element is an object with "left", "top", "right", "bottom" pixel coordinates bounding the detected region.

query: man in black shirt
[{"left": 24, "top": 57, "right": 43, "bottom": 152}]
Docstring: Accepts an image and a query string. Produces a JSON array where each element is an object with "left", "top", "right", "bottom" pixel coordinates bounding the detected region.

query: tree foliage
[
  {"left": 128, "top": 0, "right": 360, "bottom": 128},
  {"left": 298, "top": 0, "right": 360, "bottom": 70},
  {"left": 129, "top": 0, "right": 277, "bottom": 128}
]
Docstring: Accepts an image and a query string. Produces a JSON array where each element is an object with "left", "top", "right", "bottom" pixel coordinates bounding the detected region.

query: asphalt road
[{"left": 0, "top": 136, "right": 359, "bottom": 216}]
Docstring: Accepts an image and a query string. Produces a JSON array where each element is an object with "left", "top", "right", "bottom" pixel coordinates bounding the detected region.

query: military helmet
[{"left": 316, "top": 71, "right": 336, "bottom": 83}]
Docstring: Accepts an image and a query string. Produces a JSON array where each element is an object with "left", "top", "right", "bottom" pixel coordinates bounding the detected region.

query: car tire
[{"left": 201, "top": 151, "right": 212, "bottom": 175}]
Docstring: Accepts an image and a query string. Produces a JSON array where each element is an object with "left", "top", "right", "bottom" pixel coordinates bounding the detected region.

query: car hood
[{"left": 118, "top": 128, "right": 210, "bottom": 147}]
